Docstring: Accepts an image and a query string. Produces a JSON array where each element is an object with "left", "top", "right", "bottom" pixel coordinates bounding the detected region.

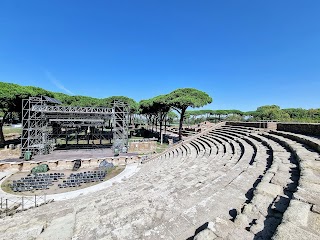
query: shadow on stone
[
  {"left": 229, "top": 208, "right": 237, "bottom": 222},
  {"left": 245, "top": 175, "right": 263, "bottom": 204},
  {"left": 186, "top": 222, "right": 209, "bottom": 240}
]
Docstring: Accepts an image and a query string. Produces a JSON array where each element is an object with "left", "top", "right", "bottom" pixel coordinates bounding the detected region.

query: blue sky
[{"left": 0, "top": 0, "right": 319, "bottom": 111}]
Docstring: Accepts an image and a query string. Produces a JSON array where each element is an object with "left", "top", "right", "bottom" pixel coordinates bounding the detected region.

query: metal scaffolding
[
  {"left": 112, "top": 100, "right": 130, "bottom": 152},
  {"left": 21, "top": 96, "right": 130, "bottom": 158}
]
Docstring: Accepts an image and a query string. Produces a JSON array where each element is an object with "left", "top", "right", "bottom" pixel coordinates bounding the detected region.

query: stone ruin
[{"left": 0, "top": 122, "right": 319, "bottom": 240}]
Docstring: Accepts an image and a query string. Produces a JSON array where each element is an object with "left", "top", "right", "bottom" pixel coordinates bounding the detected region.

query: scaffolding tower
[
  {"left": 21, "top": 96, "right": 130, "bottom": 158},
  {"left": 112, "top": 100, "right": 130, "bottom": 152}
]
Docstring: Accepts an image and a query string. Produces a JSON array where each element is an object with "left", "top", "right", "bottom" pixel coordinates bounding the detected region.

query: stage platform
[{"left": 0, "top": 148, "right": 137, "bottom": 163}]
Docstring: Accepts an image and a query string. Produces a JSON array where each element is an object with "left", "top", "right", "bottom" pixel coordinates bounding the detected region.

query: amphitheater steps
[
  {"left": 4, "top": 124, "right": 320, "bottom": 240},
  {"left": 238, "top": 132, "right": 299, "bottom": 239},
  {"left": 210, "top": 131, "right": 254, "bottom": 167},
  {"left": 197, "top": 137, "right": 215, "bottom": 157},
  {"left": 257, "top": 132, "right": 320, "bottom": 239},
  {"left": 199, "top": 135, "right": 218, "bottom": 156},
  {"left": 214, "top": 129, "right": 269, "bottom": 168},
  {"left": 207, "top": 133, "right": 228, "bottom": 154},
  {"left": 193, "top": 139, "right": 208, "bottom": 158},
  {"left": 203, "top": 135, "right": 226, "bottom": 157},
  {"left": 139, "top": 130, "right": 259, "bottom": 239},
  {"left": 270, "top": 130, "right": 320, "bottom": 153},
  {"left": 193, "top": 129, "right": 300, "bottom": 240}
]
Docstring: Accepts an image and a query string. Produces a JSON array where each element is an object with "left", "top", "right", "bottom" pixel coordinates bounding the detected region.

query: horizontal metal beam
[
  {"left": 32, "top": 105, "right": 114, "bottom": 115},
  {"left": 49, "top": 119, "right": 104, "bottom": 122}
]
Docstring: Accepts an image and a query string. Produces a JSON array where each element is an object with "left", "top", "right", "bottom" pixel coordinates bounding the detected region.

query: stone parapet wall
[
  {"left": 226, "top": 121, "right": 277, "bottom": 129},
  {"left": 226, "top": 121, "right": 320, "bottom": 136},
  {"left": 0, "top": 155, "right": 141, "bottom": 172},
  {"left": 277, "top": 123, "right": 320, "bottom": 136}
]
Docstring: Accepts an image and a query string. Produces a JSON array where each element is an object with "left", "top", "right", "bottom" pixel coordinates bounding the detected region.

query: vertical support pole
[
  {"left": 76, "top": 128, "right": 79, "bottom": 145},
  {"left": 165, "top": 117, "right": 167, "bottom": 135},
  {"left": 35, "top": 195, "right": 37, "bottom": 207},
  {"left": 0, "top": 197, "right": 2, "bottom": 209},
  {"left": 65, "top": 127, "right": 68, "bottom": 146},
  {"left": 100, "top": 126, "right": 103, "bottom": 145},
  {"left": 22, "top": 196, "right": 24, "bottom": 210},
  {"left": 87, "top": 127, "right": 90, "bottom": 145}
]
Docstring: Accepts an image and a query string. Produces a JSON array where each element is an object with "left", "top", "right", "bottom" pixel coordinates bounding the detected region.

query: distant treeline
[
  {"left": 0, "top": 81, "right": 319, "bottom": 145},
  {"left": 186, "top": 105, "right": 320, "bottom": 123},
  {"left": 0, "top": 82, "right": 212, "bottom": 142}
]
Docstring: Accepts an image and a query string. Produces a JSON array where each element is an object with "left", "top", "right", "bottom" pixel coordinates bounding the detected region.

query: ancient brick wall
[{"left": 128, "top": 141, "right": 157, "bottom": 153}]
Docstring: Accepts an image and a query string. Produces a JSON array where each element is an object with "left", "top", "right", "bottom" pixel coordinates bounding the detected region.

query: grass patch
[
  {"left": 1, "top": 181, "right": 12, "bottom": 193},
  {"left": 155, "top": 142, "right": 169, "bottom": 153},
  {"left": 129, "top": 136, "right": 144, "bottom": 141},
  {"left": 3, "top": 126, "right": 22, "bottom": 135}
]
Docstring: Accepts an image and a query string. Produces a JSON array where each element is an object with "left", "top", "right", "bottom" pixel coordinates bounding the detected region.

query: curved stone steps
[
  {"left": 3, "top": 124, "right": 320, "bottom": 240},
  {"left": 222, "top": 125, "right": 255, "bottom": 133},
  {"left": 270, "top": 130, "right": 320, "bottom": 154},
  {"left": 206, "top": 131, "right": 249, "bottom": 168},
  {"left": 183, "top": 142, "right": 241, "bottom": 201},
  {"left": 210, "top": 132, "right": 251, "bottom": 165},
  {"left": 215, "top": 129, "right": 265, "bottom": 166},
  {"left": 234, "top": 134, "right": 296, "bottom": 239},
  {"left": 202, "top": 134, "right": 226, "bottom": 157},
  {"left": 189, "top": 141, "right": 201, "bottom": 157},
  {"left": 201, "top": 135, "right": 220, "bottom": 155},
  {"left": 258, "top": 132, "right": 320, "bottom": 239},
  {"left": 193, "top": 139, "right": 208, "bottom": 158},
  {"left": 197, "top": 136, "right": 215, "bottom": 157},
  {"left": 143, "top": 140, "right": 259, "bottom": 239},
  {"left": 194, "top": 132, "right": 298, "bottom": 239},
  {"left": 207, "top": 135, "right": 235, "bottom": 165},
  {"left": 207, "top": 133, "right": 228, "bottom": 154}
]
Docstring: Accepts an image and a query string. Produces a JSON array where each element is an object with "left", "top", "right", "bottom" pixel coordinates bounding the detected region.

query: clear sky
[{"left": 0, "top": 0, "right": 319, "bottom": 111}]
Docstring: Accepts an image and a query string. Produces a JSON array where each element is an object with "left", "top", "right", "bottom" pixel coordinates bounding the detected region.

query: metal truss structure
[
  {"left": 21, "top": 96, "right": 129, "bottom": 157},
  {"left": 112, "top": 100, "right": 130, "bottom": 152}
]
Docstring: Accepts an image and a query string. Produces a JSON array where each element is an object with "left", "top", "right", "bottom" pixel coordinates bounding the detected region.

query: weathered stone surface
[
  {"left": 38, "top": 213, "right": 75, "bottom": 240},
  {"left": 209, "top": 217, "right": 234, "bottom": 239},
  {"left": 193, "top": 229, "right": 217, "bottom": 240},
  {"left": 255, "top": 182, "right": 282, "bottom": 197},
  {"left": 273, "top": 221, "right": 320, "bottom": 240},
  {"left": 228, "top": 227, "right": 255, "bottom": 240},
  {"left": 294, "top": 188, "right": 320, "bottom": 206},
  {"left": 308, "top": 211, "right": 320, "bottom": 235},
  {"left": 300, "top": 181, "right": 320, "bottom": 193},
  {"left": 234, "top": 214, "right": 250, "bottom": 228},
  {"left": 251, "top": 194, "right": 276, "bottom": 217},
  {"left": 312, "top": 205, "right": 320, "bottom": 214},
  {"left": 282, "top": 200, "right": 311, "bottom": 226},
  {"left": 1, "top": 125, "right": 320, "bottom": 239}
]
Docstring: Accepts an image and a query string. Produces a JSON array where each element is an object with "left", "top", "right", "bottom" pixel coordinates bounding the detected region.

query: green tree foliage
[
  {"left": 166, "top": 111, "right": 178, "bottom": 124},
  {"left": 254, "top": 105, "right": 290, "bottom": 121},
  {"left": 103, "top": 96, "right": 139, "bottom": 113},
  {"left": 0, "top": 82, "right": 138, "bottom": 145},
  {"left": 165, "top": 88, "right": 212, "bottom": 140},
  {"left": 282, "top": 108, "right": 308, "bottom": 119},
  {"left": 0, "top": 82, "right": 53, "bottom": 145},
  {"left": 139, "top": 95, "right": 171, "bottom": 138}
]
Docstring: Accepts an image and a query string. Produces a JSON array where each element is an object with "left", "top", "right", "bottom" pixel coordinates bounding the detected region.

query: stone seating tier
[{"left": 1, "top": 124, "right": 320, "bottom": 240}]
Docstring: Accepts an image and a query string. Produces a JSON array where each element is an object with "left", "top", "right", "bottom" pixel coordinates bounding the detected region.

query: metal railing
[{"left": 0, "top": 194, "right": 52, "bottom": 218}]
